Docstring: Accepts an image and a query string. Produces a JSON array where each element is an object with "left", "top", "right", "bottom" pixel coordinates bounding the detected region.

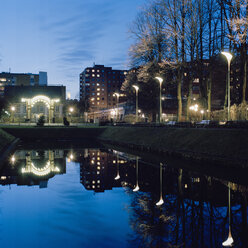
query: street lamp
[
  {"left": 114, "top": 153, "right": 120, "bottom": 180},
  {"left": 221, "top": 52, "right": 233, "bottom": 121},
  {"left": 200, "top": 110, "right": 204, "bottom": 120},
  {"left": 132, "top": 85, "right": 139, "bottom": 122},
  {"left": 113, "top": 93, "right": 120, "bottom": 121},
  {"left": 133, "top": 156, "right": 139, "bottom": 192},
  {"left": 69, "top": 107, "right": 74, "bottom": 122},
  {"left": 222, "top": 184, "right": 234, "bottom": 247},
  {"left": 10, "top": 106, "right": 16, "bottom": 123},
  {"left": 155, "top": 77, "right": 163, "bottom": 123},
  {"left": 156, "top": 163, "right": 164, "bottom": 206}
]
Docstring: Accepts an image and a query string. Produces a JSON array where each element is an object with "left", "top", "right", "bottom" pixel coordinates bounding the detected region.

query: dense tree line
[{"left": 122, "top": 0, "right": 248, "bottom": 121}]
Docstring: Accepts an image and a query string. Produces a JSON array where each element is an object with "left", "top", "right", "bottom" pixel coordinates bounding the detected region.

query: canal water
[{"left": 0, "top": 143, "right": 247, "bottom": 248}]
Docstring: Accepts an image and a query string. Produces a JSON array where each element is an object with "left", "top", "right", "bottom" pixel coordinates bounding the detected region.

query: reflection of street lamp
[
  {"left": 222, "top": 184, "right": 234, "bottom": 247},
  {"left": 155, "top": 77, "right": 163, "bottom": 123},
  {"left": 133, "top": 156, "right": 139, "bottom": 192},
  {"left": 132, "top": 85, "right": 139, "bottom": 122},
  {"left": 10, "top": 106, "right": 15, "bottom": 123},
  {"left": 69, "top": 107, "right": 74, "bottom": 122},
  {"left": 10, "top": 155, "right": 16, "bottom": 165},
  {"left": 222, "top": 52, "right": 233, "bottom": 121},
  {"left": 113, "top": 93, "right": 120, "bottom": 121},
  {"left": 114, "top": 153, "right": 120, "bottom": 180},
  {"left": 156, "top": 163, "right": 164, "bottom": 206}
]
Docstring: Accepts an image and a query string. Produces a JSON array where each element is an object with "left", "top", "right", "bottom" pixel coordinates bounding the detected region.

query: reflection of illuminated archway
[
  {"left": 21, "top": 95, "right": 60, "bottom": 123},
  {"left": 22, "top": 151, "right": 60, "bottom": 176}
]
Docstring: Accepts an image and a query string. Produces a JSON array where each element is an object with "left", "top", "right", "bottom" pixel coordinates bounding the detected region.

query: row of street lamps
[{"left": 116, "top": 52, "right": 232, "bottom": 123}]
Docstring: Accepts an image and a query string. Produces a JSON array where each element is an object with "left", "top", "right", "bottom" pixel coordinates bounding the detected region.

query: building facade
[
  {"left": 0, "top": 71, "right": 47, "bottom": 96},
  {"left": 4, "top": 85, "right": 65, "bottom": 123},
  {"left": 79, "top": 64, "right": 127, "bottom": 121}
]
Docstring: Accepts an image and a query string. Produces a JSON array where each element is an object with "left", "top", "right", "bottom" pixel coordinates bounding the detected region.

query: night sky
[{"left": 0, "top": 0, "right": 146, "bottom": 98}]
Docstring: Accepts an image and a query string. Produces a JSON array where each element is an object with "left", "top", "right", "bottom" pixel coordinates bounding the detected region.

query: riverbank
[
  {"left": 98, "top": 127, "right": 248, "bottom": 166},
  {"left": 0, "top": 129, "right": 15, "bottom": 151},
  {"left": 0, "top": 129, "right": 18, "bottom": 166},
  {"left": 2, "top": 125, "right": 248, "bottom": 166}
]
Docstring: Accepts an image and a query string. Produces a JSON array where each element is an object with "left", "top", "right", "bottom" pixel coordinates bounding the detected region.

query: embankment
[
  {"left": 0, "top": 128, "right": 17, "bottom": 166},
  {"left": 98, "top": 127, "right": 248, "bottom": 166},
  {"left": 0, "top": 129, "right": 15, "bottom": 152},
  {"left": 2, "top": 126, "right": 248, "bottom": 166}
]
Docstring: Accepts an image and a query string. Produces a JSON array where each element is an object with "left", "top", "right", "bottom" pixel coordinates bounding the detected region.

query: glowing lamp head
[
  {"left": 113, "top": 93, "right": 120, "bottom": 97},
  {"left": 69, "top": 107, "right": 74, "bottom": 113},
  {"left": 156, "top": 198, "right": 164, "bottom": 206},
  {"left": 200, "top": 110, "right": 204, "bottom": 114},
  {"left": 222, "top": 236, "right": 234, "bottom": 247},
  {"left": 221, "top": 52, "right": 233, "bottom": 62},
  {"left": 155, "top": 76, "right": 163, "bottom": 85},
  {"left": 133, "top": 185, "right": 140, "bottom": 192},
  {"left": 114, "top": 175, "right": 120, "bottom": 180},
  {"left": 132, "top": 85, "right": 139, "bottom": 91},
  {"left": 10, "top": 155, "right": 16, "bottom": 164},
  {"left": 11, "top": 106, "right": 15, "bottom": 111}
]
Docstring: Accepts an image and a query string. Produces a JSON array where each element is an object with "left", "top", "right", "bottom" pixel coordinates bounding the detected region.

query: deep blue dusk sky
[{"left": 0, "top": 0, "right": 146, "bottom": 98}]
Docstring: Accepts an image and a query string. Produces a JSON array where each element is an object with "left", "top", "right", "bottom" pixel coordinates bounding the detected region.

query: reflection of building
[
  {"left": 0, "top": 71, "right": 47, "bottom": 96},
  {"left": 79, "top": 64, "right": 127, "bottom": 122},
  {"left": 80, "top": 149, "right": 125, "bottom": 192},
  {"left": 0, "top": 149, "right": 66, "bottom": 188},
  {"left": 4, "top": 85, "right": 65, "bottom": 122}
]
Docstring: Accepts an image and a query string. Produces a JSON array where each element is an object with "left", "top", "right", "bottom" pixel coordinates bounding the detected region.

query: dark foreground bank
[{"left": 1, "top": 126, "right": 248, "bottom": 166}]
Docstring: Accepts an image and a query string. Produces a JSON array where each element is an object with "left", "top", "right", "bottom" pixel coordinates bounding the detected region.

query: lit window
[
  {"left": 97, "top": 88, "right": 100, "bottom": 91},
  {"left": 92, "top": 69, "right": 95, "bottom": 72},
  {"left": 97, "top": 75, "right": 100, "bottom": 77},
  {"left": 92, "top": 181, "right": 95, "bottom": 184},
  {"left": 92, "top": 185, "right": 95, "bottom": 189},
  {"left": 97, "top": 171, "right": 100, "bottom": 174},
  {"left": 97, "top": 166, "right": 100, "bottom": 170},
  {"left": 97, "top": 97, "right": 100, "bottom": 100},
  {"left": 97, "top": 93, "right": 100, "bottom": 96},
  {"left": 92, "top": 74, "right": 95, "bottom": 77}
]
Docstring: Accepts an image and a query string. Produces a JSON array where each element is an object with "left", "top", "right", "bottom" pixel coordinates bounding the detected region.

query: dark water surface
[{"left": 0, "top": 142, "right": 248, "bottom": 248}]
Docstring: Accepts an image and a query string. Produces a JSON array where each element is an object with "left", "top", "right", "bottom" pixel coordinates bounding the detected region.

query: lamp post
[
  {"left": 221, "top": 52, "right": 233, "bottom": 121},
  {"left": 132, "top": 85, "right": 139, "bottom": 122},
  {"left": 156, "top": 163, "right": 164, "bottom": 206},
  {"left": 114, "top": 153, "right": 120, "bottom": 180},
  {"left": 222, "top": 183, "right": 234, "bottom": 247},
  {"left": 10, "top": 106, "right": 15, "bottom": 123},
  {"left": 155, "top": 77, "right": 163, "bottom": 123},
  {"left": 69, "top": 107, "right": 74, "bottom": 123},
  {"left": 200, "top": 110, "right": 204, "bottom": 120},
  {"left": 133, "top": 156, "right": 139, "bottom": 192},
  {"left": 113, "top": 93, "right": 120, "bottom": 121}
]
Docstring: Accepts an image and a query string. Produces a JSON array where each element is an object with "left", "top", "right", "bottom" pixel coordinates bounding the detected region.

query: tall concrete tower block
[{"left": 39, "top": 71, "right": 48, "bottom": 86}]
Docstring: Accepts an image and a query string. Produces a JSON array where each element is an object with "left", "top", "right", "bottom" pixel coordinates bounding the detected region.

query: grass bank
[
  {"left": 2, "top": 125, "right": 248, "bottom": 165},
  {"left": 2, "top": 126, "right": 105, "bottom": 140},
  {"left": 98, "top": 127, "right": 248, "bottom": 165},
  {"left": 0, "top": 129, "right": 15, "bottom": 152}
]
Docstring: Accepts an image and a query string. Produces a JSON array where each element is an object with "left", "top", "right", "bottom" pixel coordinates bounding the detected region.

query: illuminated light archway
[
  {"left": 22, "top": 151, "right": 60, "bottom": 177},
  {"left": 21, "top": 95, "right": 60, "bottom": 123}
]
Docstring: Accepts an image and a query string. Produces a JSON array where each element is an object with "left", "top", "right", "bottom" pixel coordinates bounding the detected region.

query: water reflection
[
  {"left": 0, "top": 146, "right": 248, "bottom": 247},
  {"left": 1, "top": 149, "right": 66, "bottom": 187}
]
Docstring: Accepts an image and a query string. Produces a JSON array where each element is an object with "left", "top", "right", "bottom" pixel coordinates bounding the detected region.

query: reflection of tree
[
  {"left": 124, "top": 164, "right": 248, "bottom": 248},
  {"left": 125, "top": 187, "right": 177, "bottom": 248}
]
